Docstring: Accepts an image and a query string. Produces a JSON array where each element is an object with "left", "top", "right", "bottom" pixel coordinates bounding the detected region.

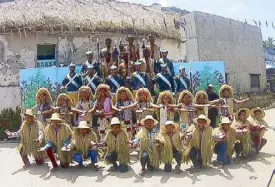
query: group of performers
[{"left": 4, "top": 35, "right": 269, "bottom": 176}]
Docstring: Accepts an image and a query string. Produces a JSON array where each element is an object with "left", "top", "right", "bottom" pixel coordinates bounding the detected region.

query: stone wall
[
  {"left": 183, "top": 12, "right": 267, "bottom": 93},
  {"left": 0, "top": 32, "right": 184, "bottom": 110}
]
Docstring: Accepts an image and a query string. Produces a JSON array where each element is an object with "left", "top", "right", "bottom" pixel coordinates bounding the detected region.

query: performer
[
  {"left": 212, "top": 117, "right": 237, "bottom": 165},
  {"left": 249, "top": 107, "right": 268, "bottom": 153},
  {"left": 39, "top": 113, "right": 73, "bottom": 171},
  {"left": 207, "top": 84, "right": 220, "bottom": 128},
  {"left": 174, "top": 66, "right": 191, "bottom": 99},
  {"left": 115, "top": 87, "right": 134, "bottom": 138},
  {"left": 159, "top": 121, "right": 183, "bottom": 174},
  {"left": 148, "top": 34, "right": 160, "bottom": 60},
  {"left": 157, "top": 91, "right": 176, "bottom": 125},
  {"left": 140, "top": 46, "right": 154, "bottom": 75},
  {"left": 104, "top": 117, "right": 130, "bottom": 173},
  {"left": 61, "top": 63, "right": 82, "bottom": 106},
  {"left": 131, "top": 115, "right": 162, "bottom": 176},
  {"left": 75, "top": 86, "right": 94, "bottom": 126},
  {"left": 105, "top": 65, "right": 124, "bottom": 98},
  {"left": 217, "top": 84, "right": 249, "bottom": 120},
  {"left": 177, "top": 90, "right": 197, "bottom": 129},
  {"left": 128, "top": 61, "right": 151, "bottom": 98},
  {"left": 125, "top": 36, "right": 140, "bottom": 62},
  {"left": 69, "top": 121, "right": 98, "bottom": 170},
  {"left": 88, "top": 84, "right": 120, "bottom": 140},
  {"left": 33, "top": 88, "right": 54, "bottom": 124},
  {"left": 55, "top": 93, "right": 76, "bottom": 126},
  {"left": 153, "top": 63, "right": 175, "bottom": 93},
  {"left": 231, "top": 108, "right": 252, "bottom": 158},
  {"left": 81, "top": 50, "right": 101, "bottom": 78},
  {"left": 183, "top": 115, "right": 213, "bottom": 169},
  {"left": 5, "top": 109, "right": 45, "bottom": 168},
  {"left": 83, "top": 65, "right": 102, "bottom": 94}
]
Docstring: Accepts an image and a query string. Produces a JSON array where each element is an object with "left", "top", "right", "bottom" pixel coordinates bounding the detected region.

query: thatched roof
[{"left": 0, "top": 0, "right": 181, "bottom": 39}]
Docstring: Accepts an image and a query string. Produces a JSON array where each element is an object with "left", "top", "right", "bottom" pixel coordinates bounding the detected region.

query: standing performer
[
  {"left": 174, "top": 66, "right": 191, "bottom": 99},
  {"left": 140, "top": 46, "right": 154, "bottom": 75},
  {"left": 39, "top": 113, "right": 73, "bottom": 172},
  {"left": 104, "top": 117, "right": 130, "bottom": 173},
  {"left": 249, "top": 107, "right": 268, "bottom": 153},
  {"left": 183, "top": 115, "right": 213, "bottom": 169},
  {"left": 157, "top": 91, "right": 176, "bottom": 125},
  {"left": 115, "top": 87, "right": 134, "bottom": 138},
  {"left": 129, "top": 61, "right": 151, "bottom": 98},
  {"left": 34, "top": 88, "right": 54, "bottom": 124},
  {"left": 148, "top": 34, "right": 160, "bottom": 60},
  {"left": 88, "top": 84, "right": 120, "bottom": 140},
  {"left": 218, "top": 84, "right": 249, "bottom": 120},
  {"left": 212, "top": 117, "right": 237, "bottom": 165},
  {"left": 207, "top": 84, "right": 220, "bottom": 128},
  {"left": 159, "top": 121, "right": 183, "bottom": 174},
  {"left": 231, "top": 108, "right": 252, "bottom": 158},
  {"left": 69, "top": 121, "right": 98, "bottom": 170},
  {"left": 82, "top": 51, "right": 101, "bottom": 78},
  {"left": 105, "top": 65, "right": 124, "bottom": 99},
  {"left": 5, "top": 109, "right": 45, "bottom": 168},
  {"left": 157, "top": 50, "right": 175, "bottom": 76},
  {"left": 131, "top": 115, "right": 162, "bottom": 176},
  {"left": 75, "top": 86, "right": 94, "bottom": 126},
  {"left": 83, "top": 65, "right": 102, "bottom": 94},
  {"left": 153, "top": 63, "right": 175, "bottom": 94},
  {"left": 61, "top": 63, "right": 82, "bottom": 106}
]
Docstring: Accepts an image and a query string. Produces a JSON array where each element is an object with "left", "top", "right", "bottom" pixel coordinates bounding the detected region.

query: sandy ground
[{"left": 1, "top": 109, "right": 275, "bottom": 187}]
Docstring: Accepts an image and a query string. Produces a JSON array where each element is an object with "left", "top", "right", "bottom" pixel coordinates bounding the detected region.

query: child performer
[
  {"left": 104, "top": 117, "right": 130, "bottom": 173},
  {"left": 157, "top": 91, "right": 177, "bottom": 125},
  {"left": 5, "top": 109, "right": 45, "bottom": 168},
  {"left": 69, "top": 121, "right": 98, "bottom": 170},
  {"left": 115, "top": 87, "right": 135, "bottom": 138},
  {"left": 249, "top": 107, "right": 268, "bottom": 153},
  {"left": 34, "top": 88, "right": 54, "bottom": 124}
]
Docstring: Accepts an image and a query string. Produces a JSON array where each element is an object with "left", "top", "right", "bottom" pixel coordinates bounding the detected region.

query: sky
[{"left": 120, "top": 0, "right": 275, "bottom": 40}]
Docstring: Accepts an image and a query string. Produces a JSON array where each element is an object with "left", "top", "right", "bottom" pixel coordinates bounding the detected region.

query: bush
[{"left": 0, "top": 107, "right": 21, "bottom": 140}]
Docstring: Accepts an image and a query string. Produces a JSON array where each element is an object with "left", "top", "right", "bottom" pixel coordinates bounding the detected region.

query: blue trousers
[
  {"left": 106, "top": 151, "right": 128, "bottom": 172},
  {"left": 215, "top": 143, "right": 231, "bottom": 165},
  {"left": 189, "top": 147, "right": 202, "bottom": 167},
  {"left": 73, "top": 150, "right": 98, "bottom": 166}
]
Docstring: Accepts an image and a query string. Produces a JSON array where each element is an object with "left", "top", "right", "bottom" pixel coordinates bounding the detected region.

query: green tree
[{"left": 263, "top": 37, "right": 275, "bottom": 48}]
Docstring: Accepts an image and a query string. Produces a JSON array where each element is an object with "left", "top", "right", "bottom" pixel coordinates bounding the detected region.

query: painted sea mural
[{"left": 20, "top": 66, "right": 81, "bottom": 108}]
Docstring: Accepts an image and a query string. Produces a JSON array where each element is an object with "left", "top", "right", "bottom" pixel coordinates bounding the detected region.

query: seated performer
[
  {"left": 5, "top": 109, "right": 45, "bottom": 168},
  {"left": 159, "top": 121, "right": 183, "bottom": 174},
  {"left": 217, "top": 84, "right": 249, "bottom": 120},
  {"left": 82, "top": 50, "right": 101, "bottom": 78},
  {"left": 75, "top": 86, "right": 94, "bottom": 126},
  {"left": 69, "top": 121, "right": 98, "bottom": 170},
  {"left": 83, "top": 65, "right": 102, "bottom": 94},
  {"left": 33, "top": 88, "right": 54, "bottom": 124},
  {"left": 231, "top": 108, "right": 253, "bottom": 158},
  {"left": 115, "top": 87, "right": 134, "bottom": 138},
  {"left": 183, "top": 115, "right": 213, "bottom": 169},
  {"left": 153, "top": 63, "right": 175, "bottom": 93},
  {"left": 104, "top": 117, "right": 130, "bottom": 173},
  {"left": 131, "top": 115, "right": 161, "bottom": 176},
  {"left": 39, "top": 113, "right": 73, "bottom": 172},
  {"left": 105, "top": 65, "right": 124, "bottom": 98},
  {"left": 249, "top": 107, "right": 268, "bottom": 153},
  {"left": 157, "top": 91, "right": 177, "bottom": 125},
  {"left": 61, "top": 63, "right": 82, "bottom": 106},
  {"left": 212, "top": 117, "right": 237, "bottom": 165},
  {"left": 88, "top": 84, "right": 120, "bottom": 139}
]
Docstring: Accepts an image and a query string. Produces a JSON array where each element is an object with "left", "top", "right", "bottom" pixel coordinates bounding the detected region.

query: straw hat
[
  {"left": 48, "top": 113, "right": 62, "bottom": 121},
  {"left": 160, "top": 121, "right": 180, "bottom": 133},
  {"left": 140, "top": 115, "right": 158, "bottom": 126},
  {"left": 220, "top": 117, "right": 231, "bottom": 125},
  {"left": 110, "top": 117, "right": 121, "bottom": 126},
  {"left": 76, "top": 121, "right": 90, "bottom": 129},
  {"left": 250, "top": 107, "right": 265, "bottom": 119},
  {"left": 193, "top": 114, "right": 211, "bottom": 126},
  {"left": 21, "top": 109, "right": 36, "bottom": 118},
  {"left": 235, "top": 108, "right": 250, "bottom": 121}
]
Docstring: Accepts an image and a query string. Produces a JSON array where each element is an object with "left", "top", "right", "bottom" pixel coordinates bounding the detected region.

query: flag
[
  {"left": 266, "top": 21, "right": 268, "bottom": 27},
  {"left": 253, "top": 20, "right": 258, "bottom": 26}
]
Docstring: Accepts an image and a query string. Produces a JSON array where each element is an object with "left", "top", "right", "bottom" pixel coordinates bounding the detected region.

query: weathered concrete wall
[
  {"left": 0, "top": 32, "right": 183, "bottom": 109},
  {"left": 183, "top": 12, "right": 267, "bottom": 93}
]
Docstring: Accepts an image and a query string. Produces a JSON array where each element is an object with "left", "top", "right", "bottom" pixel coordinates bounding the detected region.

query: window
[
  {"left": 37, "top": 44, "right": 56, "bottom": 67},
  {"left": 250, "top": 74, "right": 260, "bottom": 89}
]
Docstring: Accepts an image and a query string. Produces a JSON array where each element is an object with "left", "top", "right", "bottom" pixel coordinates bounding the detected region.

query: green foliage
[
  {"left": 0, "top": 107, "right": 21, "bottom": 140},
  {"left": 263, "top": 37, "right": 275, "bottom": 49}
]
